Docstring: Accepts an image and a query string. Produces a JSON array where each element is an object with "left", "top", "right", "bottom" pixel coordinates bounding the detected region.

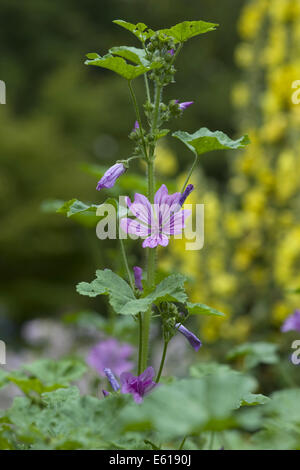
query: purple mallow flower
[
  {"left": 120, "top": 184, "right": 191, "bottom": 249},
  {"left": 96, "top": 163, "right": 126, "bottom": 191},
  {"left": 179, "top": 184, "right": 194, "bottom": 206},
  {"left": 133, "top": 120, "right": 139, "bottom": 131},
  {"left": 168, "top": 49, "right": 175, "bottom": 56},
  {"left": 104, "top": 368, "right": 120, "bottom": 391},
  {"left": 175, "top": 100, "right": 194, "bottom": 111},
  {"left": 133, "top": 266, "right": 143, "bottom": 291},
  {"left": 102, "top": 389, "right": 110, "bottom": 397},
  {"left": 120, "top": 367, "right": 157, "bottom": 404},
  {"left": 87, "top": 338, "right": 134, "bottom": 377},
  {"left": 281, "top": 310, "right": 300, "bottom": 333},
  {"left": 175, "top": 323, "right": 202, "bottom": 351}
]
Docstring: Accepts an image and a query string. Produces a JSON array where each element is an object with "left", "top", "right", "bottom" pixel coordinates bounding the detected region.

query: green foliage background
[{"left": 0, "top": 0, "right": 244, "bottom": 329}]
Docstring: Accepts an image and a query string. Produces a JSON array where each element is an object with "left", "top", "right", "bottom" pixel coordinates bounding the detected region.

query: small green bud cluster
[
  {"left": 145, "top": 32, "right": 176, "bottom": 87},
  {"left": 143, "top": 99, "right": 180, "bottom": 127},
  {"left": 128, "top": 124, "right": 156, "bottom": 158},
  {"left": 159, "top": 301, "right": 183, "bottom": 342}
]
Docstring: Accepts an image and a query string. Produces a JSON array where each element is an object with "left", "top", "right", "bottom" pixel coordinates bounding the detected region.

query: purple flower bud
[
  {"left": 281, "top": 310, "right": 300, "bottom": 333},
  {"left": 168, "top": 49, "right": 175, "bottom": 56},
  {"left": 179, "top": 184, "right": 194, "bottom": 206},
  {"left": 133, "top": 120, "right": 139, "bottom": 131},
  {"left": 96, "top": 163, "right": 126, "bottom": 191},
  {"left": 104, "top": 368, "right": 120, "bottom": 391},
  {"left": 133, "top": 266, "right": 143, "bottom": 291},
  {"left": 175, "top": 323, "right": 202, "bottom": 351},
  {"left": 102, "top": 389, "right": 110, "bottom": 397},
  {"left": 175, "top": 100, "right": 194, "bottom": 111}
]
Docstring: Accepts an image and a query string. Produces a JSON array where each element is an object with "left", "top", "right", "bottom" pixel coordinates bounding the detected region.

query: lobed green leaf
[
  {"left": 186, "top": 301, "right": 225, "bottom": 317},
  {"left": 85, "top": 54, "right": 160, "bottom": 80},
  {"left": 158, "top": 20, "right": 218, "bottom": 43},
  {"left": 77, "top": 269, "right": 135, "bottom": 314},
  {"left": 173, "top": 128, "right": 250, "bottom": 156},
  {"left": 109, "top": 46, "right": 149, "bottom": 66},
  {"left": 119, "top": 273, "right": 188, "bottom": 316},
  {"left": 113, "top": 20, "right": 152, "bottom": 43}
]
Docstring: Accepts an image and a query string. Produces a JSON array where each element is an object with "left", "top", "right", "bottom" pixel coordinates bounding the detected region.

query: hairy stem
[
  {"left": 152, "top": 83, "right": 162, "bottom": 132},
  {"left": 144, "top": 73, "right": 151, "bottom": 103}
]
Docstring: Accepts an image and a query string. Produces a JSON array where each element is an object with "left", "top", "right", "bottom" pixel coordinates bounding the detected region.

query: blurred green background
[{"left": 0, "top": 0, "right": 244, "bottom": 334}]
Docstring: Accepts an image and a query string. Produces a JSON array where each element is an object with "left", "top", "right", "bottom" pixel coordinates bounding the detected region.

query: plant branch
[
  {"left": 155, "top": 340, "right": 169, "bottom": 382},
  {"left": 119, "top": 237, "right": 135, "bottom": 292},
  {"left": 180, "top": 153, "right": 199, "bottom": 193}
]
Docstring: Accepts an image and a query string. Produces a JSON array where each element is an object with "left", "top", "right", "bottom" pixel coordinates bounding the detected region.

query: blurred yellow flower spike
[{"left": 160, "top": 0, "right": 300, "bottom": 343}]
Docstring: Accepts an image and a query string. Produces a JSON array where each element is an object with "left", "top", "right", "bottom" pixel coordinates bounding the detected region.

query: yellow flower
[
  {"left": 238, "top": 0, "right": 268, "bottom": 40},
  {"left": 231, "top": 83, "right": 250, "bottom": 108},
  {"left": 272, "top": 302, "right": 292, "bottom": 326},
  {"left": 221, "top": 317, "right": 251, "bottom": 342},
  {"left": 235, "top": 43, "right": 254, "bottom": 68},
  {"left": 211, "top": 274, "right": 237, "bottom": 296},
  {"left": 260, "top": 114, "right": 287, "bottom": 143},
  {"left": 224, "top": 212, "right": 244, "bottom": 238},
  {"left": 243, "top": 187, "right": 266, "bottom": 214}
]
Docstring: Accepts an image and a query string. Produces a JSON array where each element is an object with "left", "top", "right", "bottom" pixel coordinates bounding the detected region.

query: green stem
[
  {"left": 128, "top": 80, "right": 148, "bottom": 159},
  {"left": 155, "top": 340, "right": 169, "bottom": 383},
  {"left": 140, "top": 79, "right": 162, "bottom": 373},
  {"left": 140, "top": 161, "right": 156, "bottom": 372},
  {"left": 171, "top": 43, "right": 183, "bottom": 65},
  {"left": 119, "top": 237, "right": 135, "bottom": 292},
  {"left": 152, "top": 83, "right": 162, "bottom": 132},
  {"left": 138, "top": 313, "right": 143, "bottom": 375},
  {"left": 178, "top": 436, "right": 187, "bottom": 450},
  {"left": 180, "top": 153, "right": 199, "bottom": 193},
  {"left": 144, "top": 73, "right": 151, "bottom": 103}
]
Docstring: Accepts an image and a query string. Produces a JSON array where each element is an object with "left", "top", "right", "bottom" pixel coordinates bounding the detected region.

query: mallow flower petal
[
  {"left": 163, "top": 209, "right": 191, "bottom": 235},
  {"left": 158, "top": 234, "right": 169, "bottom": 247},
  {"left": 142, "top": 235, "right": 160, "bottom": 249},
  {"left": 128, "top": 193, "right": 154, "bottom": 225},
  {"left": 120, "top": 367, "right": 157, "bottom": 403},
  {"left": 139, "top": 366, "right": 155, "bottom": 382},
  {"left": 154, "top": 184, "right": 169, "bottom": 206},
  {"left": 120, "top": 218, "right": 150, "bottom": 237}
]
